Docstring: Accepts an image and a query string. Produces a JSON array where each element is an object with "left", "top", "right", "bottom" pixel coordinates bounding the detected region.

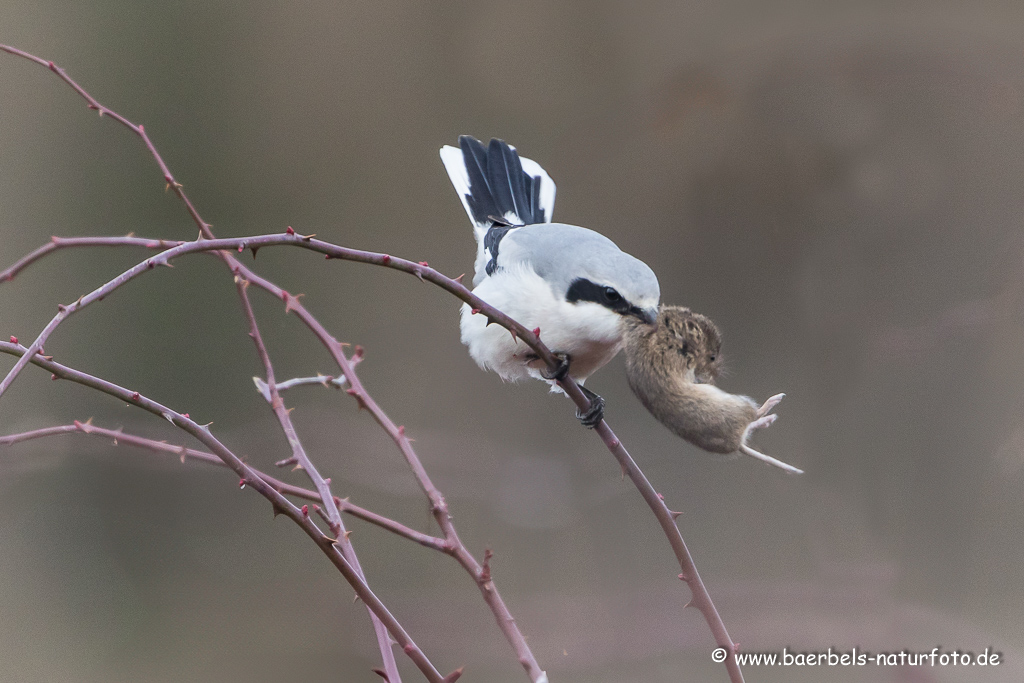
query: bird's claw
[
  {"left": 576, "top": 385, "right": 605, "bottom": 428},
  {"left": 541, "top": 353, "right": 571, "bottom": 382}
]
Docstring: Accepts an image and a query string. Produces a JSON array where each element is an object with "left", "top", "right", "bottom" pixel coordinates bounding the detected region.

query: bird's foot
[
  {"left": 576, "top": 385, "right": 605, "bottom": 428},
  {"left": 541, "top": 353, "right": 571, "bottom": 382},
  {"left": 738, "top": 392, "right": 803, "bottom": 474}
]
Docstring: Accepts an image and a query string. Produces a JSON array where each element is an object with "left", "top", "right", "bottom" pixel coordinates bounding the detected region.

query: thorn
[
  {"left": 454, "top": 273, "right": 465, "bottom": 283},
  {"left": 480, "top": 548, "right": 493, "bottom": 582},
  {"left": 300, "top": 232, "right": 315, "bottom": 241},
  {"left": 249, "top": 245, "right": 260, "bottom": 259},
  {"left": 443, "top": 667, "right": 464, "bottom": 683},
  {"left": 284, "top": 292, "right": 304, "bottom": 313},
  {"left": 669, "top": 510, "right": 683, "bottom": 520},
  {"left": 291, "top": 463, "right": 305, "bottom": 472},
  {"left": 342, "top": 529, "right": 353, "bottom": 540},
  {"left": 509, "top": 328, "right": 518, "bottom": 343},
  {"left": 286, "top": 226, "right": 295, "bottom": 235},
  {"left": 371, "top": 669, "right": 389, "bottom": 682},
  {"left": 346, "top": 388, "right": 367, "bottom": 410},
  {"left": 239, "top": 479, "right": 246, "bottom": 489},
  {"left": 275, "top": 456, "right": 298, "bottom": 468},
  {"left": 485, "top": 316, "right": 498, "bottom": 326},
  {"left": 272, "top": 503, "right": 284, "bottom": 518}
]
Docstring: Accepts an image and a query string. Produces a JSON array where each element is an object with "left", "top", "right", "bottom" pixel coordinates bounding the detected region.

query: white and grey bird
[{"left": 440, "top": 135, "right": 660, "bottom": 425}]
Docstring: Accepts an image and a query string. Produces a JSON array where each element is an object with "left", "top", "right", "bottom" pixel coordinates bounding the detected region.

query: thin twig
[
  {"left": 233, "top": 276, "right": 402, "bottom": 683},
  {"left": 0, "top": 235, "right": 184, "bottom": 282},
  {"left": 0, "top": 422, "right": 449, "bottom": 552},
  {"left": 253, "top": 374, "right": 347, "bottom": 400}
]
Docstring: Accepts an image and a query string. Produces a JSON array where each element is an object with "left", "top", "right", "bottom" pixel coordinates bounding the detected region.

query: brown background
[{"left": 1, "top": 2, "right": 1023, "bottom": 682}]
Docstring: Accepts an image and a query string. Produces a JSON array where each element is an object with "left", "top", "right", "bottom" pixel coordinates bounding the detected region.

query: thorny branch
[
  {"left": 0, "top": 43, "right": 746, "bottom": 682},
  {"left": 2, "top": 42, "right": 545, "bottom": 683},
  {"left": 0, "top": 341, "right": 454, "bottom": 683},
  {"left": 0, "top": 422, "right": 449, "bottom": 552}
]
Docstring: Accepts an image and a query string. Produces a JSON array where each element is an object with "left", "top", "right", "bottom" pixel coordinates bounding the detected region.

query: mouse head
[{"left": 657, "top": 306, "right": 723, "bottom": 384}]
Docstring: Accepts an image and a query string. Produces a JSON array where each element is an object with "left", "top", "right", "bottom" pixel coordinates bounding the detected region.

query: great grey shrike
[{"left": 440, "top": 136, "right": 660, "bottom": 425}]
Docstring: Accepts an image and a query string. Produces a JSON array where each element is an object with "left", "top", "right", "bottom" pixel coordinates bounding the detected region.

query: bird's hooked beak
[{"left": 629, "top": 306, "right": 659, "bottom": 327}]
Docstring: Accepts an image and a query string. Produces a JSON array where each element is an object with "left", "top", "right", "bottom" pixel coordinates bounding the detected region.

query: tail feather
[
  {"left": 488, "top": 138, "right": 527, "bottom": 225},
  {"left": 440, "top": 136, "right": 556, "bottom": 231}
]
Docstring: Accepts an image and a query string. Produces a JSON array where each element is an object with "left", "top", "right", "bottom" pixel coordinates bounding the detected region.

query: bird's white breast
[{"left": 460, "top": 263, "right": 625, "bottom": 384}]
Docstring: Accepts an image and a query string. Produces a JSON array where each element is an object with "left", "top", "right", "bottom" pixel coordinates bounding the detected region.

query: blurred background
[{"left": 1, "top": 2, "right": 1023, "bottom": 681}]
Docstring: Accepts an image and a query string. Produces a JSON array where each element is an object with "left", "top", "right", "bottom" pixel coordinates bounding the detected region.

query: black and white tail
[{"left": 440, "top": 136, "right": 556, "bottom": 280}]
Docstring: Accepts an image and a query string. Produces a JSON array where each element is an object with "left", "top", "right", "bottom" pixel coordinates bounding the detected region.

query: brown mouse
[{"left": 623, "top": 305, "right": 801, "bottom": 474}]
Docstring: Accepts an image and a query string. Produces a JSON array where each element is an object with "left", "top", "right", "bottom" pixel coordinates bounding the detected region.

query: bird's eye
[
  {"left": 709, "top": 355, "right": 717, "bottom": 362},
  {"left": 603, "top": 287, "right": 621, "bottom": 302}
]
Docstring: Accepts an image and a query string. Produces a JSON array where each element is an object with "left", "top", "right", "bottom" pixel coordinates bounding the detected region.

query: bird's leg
[
  {"left": 538, "top": 353, "right": 604, "bottom": 427},
  {"left": 540, "top": 352, "right": 571, "bottom": 382},
  {"left": 575, "top": 384, "right": 605, "bottom": 428}
]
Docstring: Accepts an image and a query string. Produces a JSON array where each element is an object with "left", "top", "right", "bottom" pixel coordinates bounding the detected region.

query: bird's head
[{"left": 565, "top": 255, "right": 660, "bottom": 327}]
